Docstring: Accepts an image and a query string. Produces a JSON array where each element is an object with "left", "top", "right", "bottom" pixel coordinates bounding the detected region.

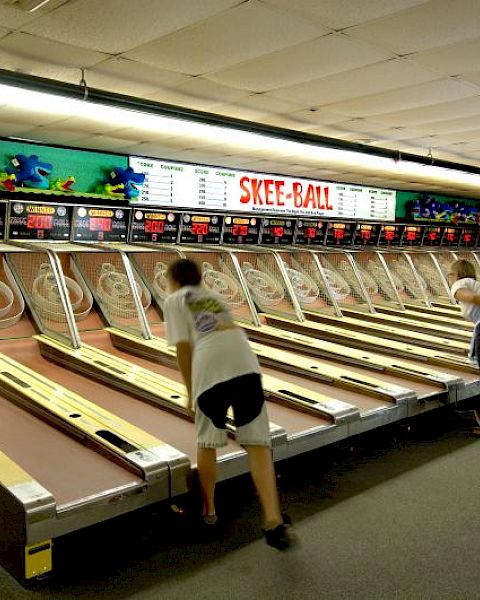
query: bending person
[
  {"left": 163, "top": 258, "right": 293, "bottom": 549},
  {"left": 448, "top": 259, "right": 480, "bottom": 436}
]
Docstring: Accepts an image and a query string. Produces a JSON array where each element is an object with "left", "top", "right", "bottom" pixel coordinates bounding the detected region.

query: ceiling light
[{"left": 0, "top": 82, "right": 479, "bottom": 194}]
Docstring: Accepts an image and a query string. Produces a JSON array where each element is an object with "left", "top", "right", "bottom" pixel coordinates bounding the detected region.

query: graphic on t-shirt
[{"left": 185, "top": 292, "right": 230, "bottom": 333}]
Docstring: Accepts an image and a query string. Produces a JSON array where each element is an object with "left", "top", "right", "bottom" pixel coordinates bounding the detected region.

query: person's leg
[
  {"left": 197, "top": 446, "right": 217, "bottom": 517},
  {"left": 245, "top": 445, "right": 282, "bottom": 527}
]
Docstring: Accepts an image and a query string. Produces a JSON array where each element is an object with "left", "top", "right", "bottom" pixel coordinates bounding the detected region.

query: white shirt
[
  {"left": 450, "top": 277, "right": 480, "bottom": 323},
  {"left": 163, "top": 285, "right": 259, "bottom": 400}
]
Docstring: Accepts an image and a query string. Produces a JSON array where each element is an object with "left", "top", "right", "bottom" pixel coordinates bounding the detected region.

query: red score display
[
  {"left": 232, "top": 224, "right": 248, "bottom": 237},
  {"left": 26, "top": 214, "right": 54, "bottom": 230},
  {"left": 191, "top": 222, "right": 209, "bottom": 236},
  {"left": 179, "top": 212, "right": 223, "bottom": 244},
  {"left": 89, "top": 217, "right": 112, "bottom": 232},
  {"left": 145, "top": 220, "right": 165, "bottom": 234},
  {"left": 221, "top": 215, "right": 260, "bottom": 245}
]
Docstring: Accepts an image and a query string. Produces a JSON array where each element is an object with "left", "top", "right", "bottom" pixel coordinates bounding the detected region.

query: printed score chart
[
  {"left": 130, "top": 157, "right": 236, "bottom": 210},
  {"left": 336, "top": 185, "right": 395, "bottom": 221},
  {"left": 130, "top": 156, "right": 396, "bottom": 221}
]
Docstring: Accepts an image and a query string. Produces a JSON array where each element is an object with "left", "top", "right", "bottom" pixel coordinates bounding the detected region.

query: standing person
[
  {"left": 448, "top": 259, "right": 480, "bottom": 436},
  {"left": 162, "top": 258, "right": 292, "bottom": 549}
]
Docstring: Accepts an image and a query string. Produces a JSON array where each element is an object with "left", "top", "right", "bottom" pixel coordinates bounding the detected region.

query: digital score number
[
  {"left": 259, "top": 218, "right": 295, "bottom": 245},
  {"left": 8, "top": 202, "right": 71, "bottom": 240},
  {"left": 325, "top": 222, "right": 354, "bottom": 246},
  {"left": 401, "top": 225, "right": 423, "bottom": 246},
  {"left": 441, "top": 227, "right": 460, "bottom": 246},
  {"left": 459, "top": 228, "right": 478, "bottom": 247},
  {"left": 222, "top": 216, "right": 260, "bottom": 245},
  {"left": 130, "top": 210, "right": 180, "bottom": 243},
  {"left": 72, "top": 206, "right": 129, "bottom": 242},
  {"left": 294, "top": 220, "right": 326, "bottom": 245},
  {"left": 377, "top": 224, "right": 403, "bottom": 246},
  {"left": 178, "top": 212, "right": 223, "bottom": 244},
  {"left": 353, "top": 223, "right": 381, "bottom": 246},
  {"left": 423, "top": 226, "right": 442, "bottom": 247}
]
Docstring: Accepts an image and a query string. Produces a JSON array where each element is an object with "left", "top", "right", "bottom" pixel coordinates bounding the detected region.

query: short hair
[
  {"left": 450, "top": 259, "right": 477, "bottom": 281},
  {"left": 166, "top": 258, "right": 202, "bottom": 287}
]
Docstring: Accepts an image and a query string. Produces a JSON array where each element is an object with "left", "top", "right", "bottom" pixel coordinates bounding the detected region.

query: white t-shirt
[
  {"left": 163, "top": 285, "right": 260, "bottom": 400},
  {"left": 450, "top": 277, "right": 480, "bottom": 323}
]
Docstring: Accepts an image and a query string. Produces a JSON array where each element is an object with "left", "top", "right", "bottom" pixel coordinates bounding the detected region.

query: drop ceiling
[{"left": 0, "top": 0, "right": 480, "bottom": 197}]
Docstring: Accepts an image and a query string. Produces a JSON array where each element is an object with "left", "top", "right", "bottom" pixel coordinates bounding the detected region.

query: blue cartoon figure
[
  {"left": 438, "top": 202, "right": 453, "bottom": 222},
  {"left": 107, "top": 167, "right": 145, "bottom": 200},
  {"left": 6, "top": 154, "right": 53, "bottom": 189}
]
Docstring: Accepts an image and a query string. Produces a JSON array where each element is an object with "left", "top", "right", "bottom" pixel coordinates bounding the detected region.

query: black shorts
[{"left": 196, "top": 373, "right": 270, "bottom": 448}]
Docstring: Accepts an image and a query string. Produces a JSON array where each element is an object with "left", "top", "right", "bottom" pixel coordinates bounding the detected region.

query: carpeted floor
[{"left": 1, "top": 407, "right": 479, "bottom": 600}]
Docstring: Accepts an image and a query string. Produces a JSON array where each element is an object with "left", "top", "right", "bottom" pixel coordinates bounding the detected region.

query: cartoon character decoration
[
  {"left": 97, "top": 167, "right": 145, "bottom": 200},
  {"left": 0, "top": 154, "right": 76, "bottom": 194},
  {"left": 410, "top": 194, "right": 480, "bottom": 224},
  {"left": 5, "top": 154, "right": 53, "bottom": 189},
  {"left": 49, "top": 175, "right": 76, "bottom": 192}
]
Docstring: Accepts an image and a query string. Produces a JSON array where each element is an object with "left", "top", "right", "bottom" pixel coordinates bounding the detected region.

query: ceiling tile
[
  {"left": 410, "top": 38, "right": 480, "bottom": 76},
  {"left": 69, "top": 135, "right": 136, "bottom": 152},
  {"left": 125, "top": 142, "right": 190, "bottom": 161},
  {"left": 84, "top": 58, "right": 190, "bottom": 99},
  {"left": 20, "top": 0, "right": 241, "bottom": 54},
  {"left": 438, "top": 128, "right": 480, "bottom": 144},
  {"left": 459, "top": 70, "right": 480, "bottom": 89},
  {"left": 0, "top": 4, "right": 39, "bottom": 28},
  {"left": 39, "top": 116, "right": 131, "bottom": 136},
  {"left": 372, "top": 97, "right": 480, "bottom": 127},
  {"left": 0, "top": 105, "right": 66, "bottom": 126},
  {"left": 147, "top": 78, "right": 249, "bottom": 112},
  {"left": 405, "top": 115, "right": 480, "bottom": 137},
  {"left": 257, "top": 114, "right": 320, "bottom": 132},
  {"left": 14, "top": 126, "right": 89, "bottom": 145},
  {"left": 269, "top": 58, "right": 439, "bottom": 106},
  {"left": 124, "top": 2, "right": 325, "bottom": 76},
  {"left": 287, "top": 109, "right": 347, "bottom": 127},
  {"left": 0, "top": 120, "right": 36, "bottom": 138},
  {"left": 0, "top": 32, "right": 107, "bottom": 69},
  {"left": 324, "top": 79, "right": 475, "bottom": 117},
  {"left": 262, "top": 0, "right": 428, "bottom": 30},
  {"left": 208, "top": 34, "right": 392, "bottom": 92},
  {"left": 0, "top": 48, "right": 80, "bottom": 81},
  {"left": 347, "top": 0, "right": 480, "bottom": 55},
  {"left": 215, "top": 94, "right": 304, "bottom": 118}
]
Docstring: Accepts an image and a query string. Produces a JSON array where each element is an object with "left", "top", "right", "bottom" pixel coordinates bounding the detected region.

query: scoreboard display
[
  {"left": 259, "top": 217, "right": 295, "bottom": 245},
  {"left": 325, "top": 221, "right": 355, "bottom": 246},
  {"left": 222, "top": 215, "right": 260, "bottom": 245},
  {"left": 8, "top": 202, "right": 71, "bottom": 240},
  {"left": 294, "top": 219, "right": 326, "bottom": 246},
  {"left": 352, "top": 222, "right": 381, "bottom": 246},
  {"left": 401, "top": 225, "right": 424, "bottom": 246},
  {"left": 459, "top": 227, "right": 478, "bottom": 248},
  {"left": 377, "top": 224, "right": 403, "bottom": 246},
  {"left": 441, "top": 227, "right": 461, "bottom": 247},
  {"left": 72, "top": 206, "right": 129, "bottom": 242},
  {"left": 130, "top": 209, "right": 180, "bottom": 243},
  {"left": 423, "top": 226, "right": 443, "bottom": 247},
  {"left": 178, "top": 212, "right": 223, "bottom": 244}
]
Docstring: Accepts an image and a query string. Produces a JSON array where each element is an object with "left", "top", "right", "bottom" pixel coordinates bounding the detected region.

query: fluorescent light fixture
[
  {"left": 26, "top": 0, "right": 51, "bottom": 12},
  {"left": 0, "top": 82, "right": 479, "bottom": 194}
]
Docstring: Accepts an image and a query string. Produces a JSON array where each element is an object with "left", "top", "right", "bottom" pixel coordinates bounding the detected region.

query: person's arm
[
  {"left": 453, "top": 287, "right": 480, "bottom": 305},
  {"left": 175, "top": 341, "right": 193, "bottom": 411}
]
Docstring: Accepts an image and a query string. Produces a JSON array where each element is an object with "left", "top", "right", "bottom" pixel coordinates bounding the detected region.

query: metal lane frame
[
  {"left": 408, "top": 249, "right": 455, "bottom": 304},
  {"left": 69, "top": 242, "right": 153, "bottom": 341},
  {"left": 5, "top": 241, "right": 81, "bottom": 348}
]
